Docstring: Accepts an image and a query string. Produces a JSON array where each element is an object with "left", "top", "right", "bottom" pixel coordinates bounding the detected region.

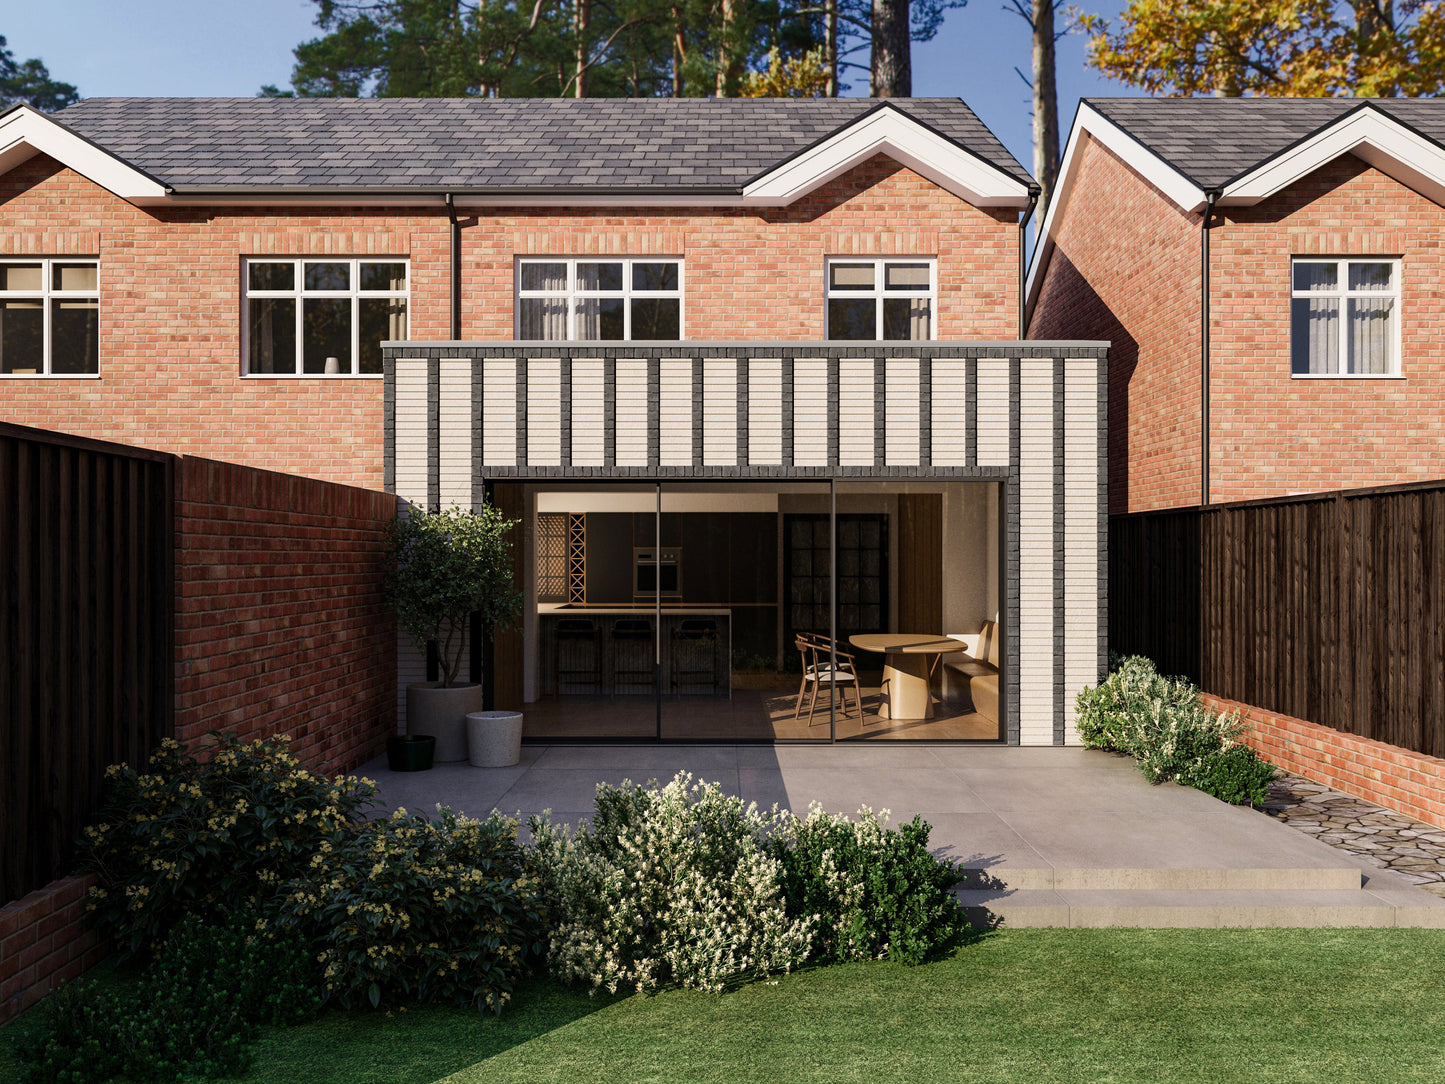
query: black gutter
[
  {"left": 1018, "top": 188, "right": 1040, "bottom": 337},
  {"left": 1201, "top": 189, "right": 1220, "bottom": 507},
  {"left": 445, "top": 193, "right": 461, "bottom": 340}
]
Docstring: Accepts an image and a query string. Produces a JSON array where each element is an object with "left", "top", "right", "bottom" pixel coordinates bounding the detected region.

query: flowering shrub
[
  {"left": 279, "top": 806, "right": 546, "bottom": 1013},
  {"left": 527, "top": 774, "right": 813, "bottom": 995},
  {"left": 80, "top": 734, "right": 376, "bottom": 957},
  {"left": 1075, "top": 655, "right": 1274, "bottom": 804},
  {"left": 771, "top": 805, "right": 966, "bottom": 966},
  {"left": 18, "top": 911, "right": 318, "bottom": 1084}
]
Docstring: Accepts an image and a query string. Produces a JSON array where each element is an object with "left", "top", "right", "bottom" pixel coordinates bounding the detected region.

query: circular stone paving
[{"left": 1260, "top": 774, "right": 1445, "bottom": 899}]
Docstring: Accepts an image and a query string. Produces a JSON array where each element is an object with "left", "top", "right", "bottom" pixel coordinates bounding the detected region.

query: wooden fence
[
  {"left": 0, "top": 424, "right": 174, "bottom": 904},
  {"left": 1110, "top": 481, "right": 1445, "bottom": 759}
]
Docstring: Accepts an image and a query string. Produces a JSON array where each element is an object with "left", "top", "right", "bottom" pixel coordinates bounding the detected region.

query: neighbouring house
[
  {"left": 1027, "top": 98, "right": 1445, "bottom": 832},
  {"left": 0, "top": 97, "right": 1108, "bottom": 752}
]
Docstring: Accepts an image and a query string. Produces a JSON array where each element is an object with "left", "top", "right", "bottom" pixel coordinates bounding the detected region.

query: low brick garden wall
[{"left": 1210, "top": 694, "right": 1445, "bottom": 832}]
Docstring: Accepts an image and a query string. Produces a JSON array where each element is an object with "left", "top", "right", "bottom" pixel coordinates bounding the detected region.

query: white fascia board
[
  {"left": 0, "top": 105, "right": 168, "bottom": 200},
  {"left": 742, "top": 105, "right": 1030, "bottom": 208},
  {"left": 1222, "top": 106, "right": 1445, "bottom": 208},
  {"left": 1024, "top": 102, "right": 1206, "bottom": 327}
]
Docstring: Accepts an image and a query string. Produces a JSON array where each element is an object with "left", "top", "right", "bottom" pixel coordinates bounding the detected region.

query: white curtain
[
  {"left": 1347, "top": 298, "right": 1393, "bottom": 375},
  {"left": 1292, "top": 298, "right": 1339, "bottom": 374},
  {"left": 910, "top": 299, "right": 931, "bottom": 340},
  {"left": 575, "top": 298, "right": 601, "bottom": 340},
  {"left": 519, "top": 263, "right": 568, "bottom": 339}
]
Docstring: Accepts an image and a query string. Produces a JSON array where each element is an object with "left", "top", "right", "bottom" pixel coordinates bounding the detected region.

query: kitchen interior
[{"left": 495, "top": 480, "right": 1003, "bottom": 741}]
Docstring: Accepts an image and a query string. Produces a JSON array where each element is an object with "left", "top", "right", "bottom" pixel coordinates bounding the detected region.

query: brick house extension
[
  {"left": 1026, "top": 98, "right": 1445, "bottom": 829},
  {"left": 1027, "top": 98, "right": 1445, "bottom": 514}
]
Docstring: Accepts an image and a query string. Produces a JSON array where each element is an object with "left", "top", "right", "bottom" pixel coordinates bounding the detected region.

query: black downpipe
[
  {"left": 1201, "top": 190, "right": 1219, "bottom": 507},
  {"left": 1018, "top": 189, "right": 1040, "bottom": 337},
  {"left": 445, "top": 193, "right": 461, "bottom": 340}
]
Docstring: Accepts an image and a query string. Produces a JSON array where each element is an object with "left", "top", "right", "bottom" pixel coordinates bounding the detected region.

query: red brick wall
[
  {"left": 0, "top": 874, "right": 105, "bottom": 1024},
  {"left": 174, "top": 456, "right": 397, "bottom": 774},
  {"left": 1209, "top": 694, "right": 1445, "bottom": 831},
  {"left": 1028, "top": 136, "right": 1202, "bottom": 514},
  {"left": 1031, "top": 139, "right": 1445, "bottom": 513},
  {"left": 1210, "top": 155, "right": 1445, "bottom": 502},
  {"left": 1, "top": 152, "right": 1017, "bottom": 489}
]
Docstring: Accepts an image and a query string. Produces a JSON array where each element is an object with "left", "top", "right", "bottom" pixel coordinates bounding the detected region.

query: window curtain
[
  {"left": 910, "top": 299, "right": 931, "bottom": 340},
  {"left": 520, "top": 264, "right": 569, "bottom": 339},
  {"left": 1293, "top": 298, "right": 1339, "bottom": 374},
  {"left": 1347, "top": 298, "right": 1393, "bottom": 374}
]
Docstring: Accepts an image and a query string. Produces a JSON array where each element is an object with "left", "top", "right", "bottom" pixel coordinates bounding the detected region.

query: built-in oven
[{"left": 634, "top": 548, "right": 682, "bottom": 598}]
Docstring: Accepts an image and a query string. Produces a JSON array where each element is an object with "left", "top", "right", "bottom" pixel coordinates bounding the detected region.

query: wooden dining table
[{"left": 848, "top": 634, "right": 966, "bottom": 720}]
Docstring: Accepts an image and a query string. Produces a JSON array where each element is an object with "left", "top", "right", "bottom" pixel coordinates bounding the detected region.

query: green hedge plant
[
  {"left": 280, "top": 806, "right": 547, "bottom": 1013},
  {"left": 771, "top": 805, "right": 966, "bottom": 966},
  {"left": 528, "top": 774, "right": 814, "bottom": 995},
  {"left": 80, "top": 734, "right": 376, "bottom": 958},
  {"left": 1075, "top": 655, "right": 1275, "bottom": 805}
]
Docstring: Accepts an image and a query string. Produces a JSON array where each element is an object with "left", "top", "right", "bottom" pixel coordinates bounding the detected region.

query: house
[
  {"left": 1027, "top": 98, "right": 1445, "bottom": 834},
  {"left": 1027, "top": 97, "right": 1445, "bottom": 514},
  {"left": 0, "top": 96, "right": 1108, "bottom": 748}
]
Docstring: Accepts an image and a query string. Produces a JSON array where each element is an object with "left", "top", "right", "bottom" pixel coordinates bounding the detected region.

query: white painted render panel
[
  {"left": 437, "top": 359, "right": 472, "bottom": 508},
  {"left": 614, "top": 359, "right": 649, "bottom": 467},
  {"left": 748, "top": 358, "right": 783, "bottom": 465},
  {"left": 393, "top": 358, "right": 429, "bottom": 507},
  {"left": 792, "top": 357, "right": 829, "bottom": 466},
  {"left": 1063, "top": 358, "right": 1101, "bottom": 745},
  {"left": 571, "top": 358, "right": 606, "bottom": 466},
  {"left": 1017, "top": 357, "right": 1055, "bottom": 746},
  {"left": 526, "top": 358, "right": 562, "bottom": 466},
  {"left": 885, "top": 357, "right": 920, "bottom": 466},
  {"left": 838, "top": 358, "right": 873, "bottom": 466},
  {"left": 930, "top": 357, "right": 968, "bottom": 466},
  {"left": 703, "top": 358, "right": 738, "bottom": 466},
  {"left": 977, "top": 358, "right": 1012, "bottom": 467},
  {"left": 481, "top": 358, "right": 517, "bottom": 466},
  {"left": 659, "top": 358, "right": 692, "bottom": 466}
]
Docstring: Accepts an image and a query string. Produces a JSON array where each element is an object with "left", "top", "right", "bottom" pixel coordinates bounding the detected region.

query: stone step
[
  {"left": 957, "top": 864, "right": 1363, "bottom": 893},
  {"left": 956, "top": 886, "right": 1445, "bottom": 929}
]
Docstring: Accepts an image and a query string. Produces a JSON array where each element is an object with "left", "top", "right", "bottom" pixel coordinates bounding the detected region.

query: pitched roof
[
  {"left": 1086, "top": 96, "right": 1445, "bottom": 190},
  {"left": 47, "top": 96, "right": 1032, "bottom": 192}
]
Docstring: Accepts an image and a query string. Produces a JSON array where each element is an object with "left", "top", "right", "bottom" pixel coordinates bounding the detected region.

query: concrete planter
[
  {"left": 467, "top": 710, "right": 524, "bottom": 767},
  {"left": 406, "top": 683, "right": 484, "bottom": 762}
]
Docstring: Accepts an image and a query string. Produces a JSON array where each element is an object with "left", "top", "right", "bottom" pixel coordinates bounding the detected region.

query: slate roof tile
[{"left": 49, "top": 96, "right": 1031, "bottom": 191}]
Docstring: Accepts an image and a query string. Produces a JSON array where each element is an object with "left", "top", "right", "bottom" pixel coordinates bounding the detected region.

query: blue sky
[{"left": 6, "top": 1, "right": 1141, "bottom": 175}]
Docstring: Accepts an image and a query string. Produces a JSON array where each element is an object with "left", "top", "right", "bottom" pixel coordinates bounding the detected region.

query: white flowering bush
[
  {"left": 527, "top": 773, "right": 813, "bottom": 995},
  {"left": 1075, "top": 655, "right": 1274, "bottom": 804},
  {"left": 770, "top": 805, "right": 965, "bottom": 966}
]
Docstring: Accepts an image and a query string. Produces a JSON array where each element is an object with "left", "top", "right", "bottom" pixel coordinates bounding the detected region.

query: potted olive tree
[{"left": 386, "top": 504, "right": 521, "bottom": 763}]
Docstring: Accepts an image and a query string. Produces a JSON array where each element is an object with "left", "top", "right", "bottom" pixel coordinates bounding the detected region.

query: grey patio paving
[{"left": 359, "top": 744, "right": 1445, "bottom": 928}]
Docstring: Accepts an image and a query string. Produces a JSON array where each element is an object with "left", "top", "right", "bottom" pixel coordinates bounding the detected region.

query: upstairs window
[
  {"left": 826, "top": 258, "right": 934, "bottom": 341},
  {"left": 1291, "top": 259, "right": 1399, "bottom": 376},
  {"left": 244, "top": 258, "right": 408, "bottom": 376},
  {"left": 517, "top": 258, "right": 682, "bottom": 340},
  {"left": 0, "top": 259, "right": 99, "bottom": 376}
]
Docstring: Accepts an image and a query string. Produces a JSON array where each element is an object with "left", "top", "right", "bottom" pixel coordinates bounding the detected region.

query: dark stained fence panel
[
  {"left": 1110, "top": 481, "right": 1445, "bottom": 761},
  {"left": 0, "top": 425, "right": 173, "bottom": 905}
]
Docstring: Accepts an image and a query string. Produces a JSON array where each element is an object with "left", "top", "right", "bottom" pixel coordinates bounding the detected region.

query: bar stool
[
  {"left": 610, "top": 617, "right": 655, "bottom": 695},
  {"left": 553, "top": 617, "right": 601, "bottom": 694},
  {"left": 670, "top": 618, "right": 719, "bottom": 696}
]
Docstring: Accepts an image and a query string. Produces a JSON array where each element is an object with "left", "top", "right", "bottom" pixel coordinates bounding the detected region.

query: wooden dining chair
[{"left": 792, "top": 633, "right": 863, "bottom": 725}]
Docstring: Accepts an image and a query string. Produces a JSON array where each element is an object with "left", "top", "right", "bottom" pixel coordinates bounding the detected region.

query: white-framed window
[
  {"left": 244, "top": 258, "right": 408, "bottom": 376},
  {"left": 0, "top": 259, "right": 99, "bottom": 376},
  {"left": 826, "top": 258, "right": 935, "bottom": 341},
  {"left": 1290, "top": 258, "right": 1400, "bottom": 377},
  {"left": 516, "top": 258, "right": 683, "bottom": 341}
]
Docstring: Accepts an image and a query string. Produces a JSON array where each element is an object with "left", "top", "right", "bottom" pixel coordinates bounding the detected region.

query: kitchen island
[{"left": 536, "top": 605, "right": 732, "bottom": 697}]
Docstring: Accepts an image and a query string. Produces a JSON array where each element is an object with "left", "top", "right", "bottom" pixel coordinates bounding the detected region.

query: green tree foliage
[
  {"left": 1086, "top": 0, "right": 1445, "bottom": 97},
  {"left": 0, "top": 35, "right": 79, "bottom": 111}
]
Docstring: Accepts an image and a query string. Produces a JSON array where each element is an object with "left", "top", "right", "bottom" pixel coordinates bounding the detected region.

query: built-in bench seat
[{"left": 944, "top": 621, "right": 1000, "bottom": 724}]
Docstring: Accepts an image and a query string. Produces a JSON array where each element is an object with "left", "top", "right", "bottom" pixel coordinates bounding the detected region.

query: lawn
[{"left": 6, "top": 928, "right": 1444, "bottom": 1084}]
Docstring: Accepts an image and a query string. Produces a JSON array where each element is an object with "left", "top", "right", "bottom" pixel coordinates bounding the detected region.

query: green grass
[{"left": 6, "top": 929, "right": 1445, "bottom": 1084}]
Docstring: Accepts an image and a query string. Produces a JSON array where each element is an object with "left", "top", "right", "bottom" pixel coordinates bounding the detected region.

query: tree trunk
[
  {"left": 1032, "top": 0, "right": 1059, "bottom": 219},
  {"left": 672, "top": 5, "right": 686, "bottom": 96},
  {"left": 574, "top": 0, "right": 590, "bottom": 98},
  {"left": 826, "top": 0, "right": 838, "bottom": 96},
  {"left": 716, "top": 0, "right": 746, "bottom": 96},
  {"left": 871, "top": 0, "right": 911, "bottom": 97}
]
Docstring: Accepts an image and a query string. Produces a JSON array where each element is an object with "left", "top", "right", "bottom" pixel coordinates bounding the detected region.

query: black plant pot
[{"left": 387, "top": 734, "right": 436, "bottom": 772}]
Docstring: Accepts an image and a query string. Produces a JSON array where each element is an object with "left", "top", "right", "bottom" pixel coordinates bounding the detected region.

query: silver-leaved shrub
[{"left": 527, "top": 773, "right": 813, "bottom": 994}]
